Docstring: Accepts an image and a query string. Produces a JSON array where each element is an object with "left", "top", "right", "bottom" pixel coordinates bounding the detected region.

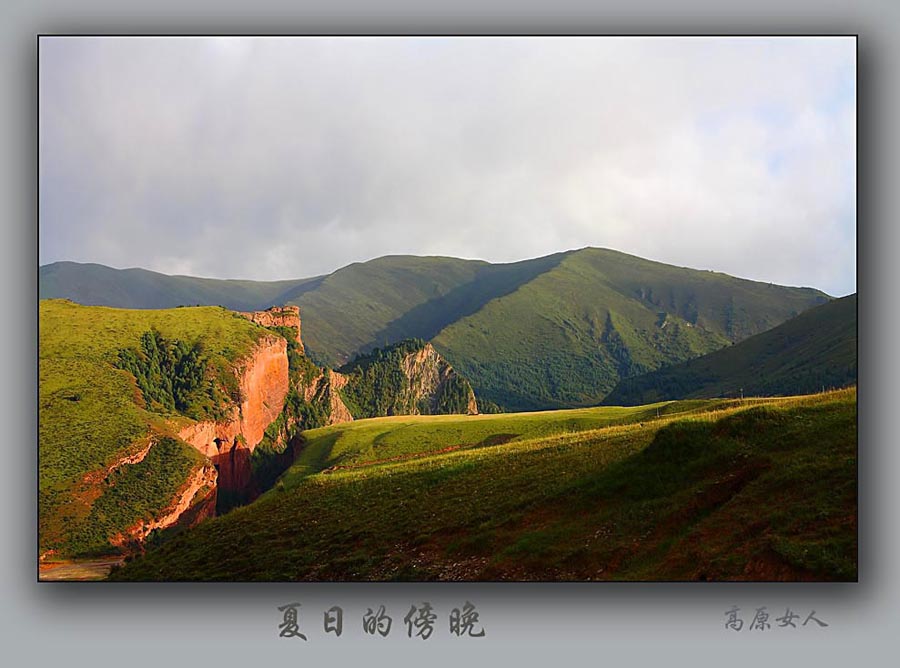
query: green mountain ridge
[
  {"left": 39, "top": 261, "right": 325, "bottom": 312},
  {"left": 40, "top": 248, "right": 831, "bottom": 410},
  {"left": 431, "top": 248, "right": 829, "bottom": 409},
  {"left": 603, "top": 293, "right": 857, "bottom": 405},
  {"left": 289, "top": 254, "right": 492, "bottom": 366}
]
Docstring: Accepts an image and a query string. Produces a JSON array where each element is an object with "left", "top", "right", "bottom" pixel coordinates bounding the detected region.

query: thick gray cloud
[{"left": 39, "top": 37, "right": 856, "bottom": 296}]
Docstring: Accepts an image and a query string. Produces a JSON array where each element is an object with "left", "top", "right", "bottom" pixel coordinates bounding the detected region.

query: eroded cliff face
[
  {"left": 237, "top": 305, "right": 303, "bottom": 352},
  {"left": 401, "top": 343, "right": 478, "bottom": 415},
  {"left": 325, "top": 370, "right": 355, "bottom": 424},
  {"left": 300, "top": 368, "right": 354, "bottom": 426},
  {"left": 333, "top": 340, "right": 479, "bottom": 419},
  {"left": 178, "top": 334, "right": 289, "bottom": 496},
  {"left": 111, "top": 464, "right": 217, "bottom": 550}
]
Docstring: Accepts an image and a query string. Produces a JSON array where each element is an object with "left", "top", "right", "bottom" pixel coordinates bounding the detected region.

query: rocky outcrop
[
  {"left": 400, "top": 343, "right": 478, "bottom": 415},
  {"left": 325, "top": 370, "right": 355, "bottom": 424},
  {"left": 336, "top": 340, "right": 479, "bottom": 418},
  {"left": 105, "top": 441, "right": 154, "bottom": 476},
  {"left": 237, "top": 305, "right": 303, "bottom": 352},
  {"left": 301, "top": 368, "right": 354, "bottom": 426},
  {"left": 178, "top": 334, "right": 289, "bottom": 493}
]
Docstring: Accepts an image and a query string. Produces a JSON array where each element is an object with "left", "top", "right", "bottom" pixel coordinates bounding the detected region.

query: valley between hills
[{"left": 37, "top": 248, "right": 857, "bottom": 581}]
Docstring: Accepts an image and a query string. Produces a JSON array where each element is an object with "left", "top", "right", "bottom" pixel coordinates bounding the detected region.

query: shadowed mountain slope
[{"left": 603, "top": 293, "right": 857, "bottom": 405}]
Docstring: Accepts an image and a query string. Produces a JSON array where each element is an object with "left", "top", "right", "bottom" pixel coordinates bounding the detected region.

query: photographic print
[{"left": 37, "top": 36, "right": 857, "bottom": 582}]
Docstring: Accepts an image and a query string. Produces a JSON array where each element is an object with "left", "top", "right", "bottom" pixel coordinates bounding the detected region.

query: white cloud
[{"left": 39, "top": 36, "right": 856, "bottom": 296}]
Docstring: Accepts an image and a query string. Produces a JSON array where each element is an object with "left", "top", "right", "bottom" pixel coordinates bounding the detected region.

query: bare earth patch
[{"left": 38, "top": 557, "right": 125, "bottom": 581}]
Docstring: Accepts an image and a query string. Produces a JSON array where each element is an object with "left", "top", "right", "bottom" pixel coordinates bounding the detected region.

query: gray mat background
[{"left": 3, "top": 2, "right": 892, "bottom": 666}]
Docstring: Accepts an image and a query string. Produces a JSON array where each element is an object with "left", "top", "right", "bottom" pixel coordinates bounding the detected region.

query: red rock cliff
[
  {"left": 237, "top": 305, "right": 303, "bottom": 353},
  {"left": 178, "top": 334, "right": 289, "bottom": 492}
]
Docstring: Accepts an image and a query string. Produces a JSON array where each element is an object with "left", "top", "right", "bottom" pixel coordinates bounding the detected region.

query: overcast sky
[{"left": 39, "top": 37, "right": 856, "bottom": 296}]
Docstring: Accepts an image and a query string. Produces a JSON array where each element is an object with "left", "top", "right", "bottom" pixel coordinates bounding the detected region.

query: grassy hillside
[
  {"left": 277, "top": 397, "right": 733, "bottom": 488},
  {"left": 604, "top": 294, "right": 857, "bottom": 405},
  {"left": 39, "top": 261, "right": 323, "bottom": 311},
  {"left": 110, "top": 388, "right": 856, "bottom": 581},
  {"left": 431, "top": 248, "right": 829, "bottom": 410},
  {"left": 303, "top": 251, "right": 570, "bottom": 365},
  {"left": 39, "top": 299, "right": 274, "bottom": 557}
]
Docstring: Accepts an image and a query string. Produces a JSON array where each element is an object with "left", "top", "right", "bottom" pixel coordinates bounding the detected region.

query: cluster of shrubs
[{"left": 114, "top": 329, "right": 233, "bottom": 420}]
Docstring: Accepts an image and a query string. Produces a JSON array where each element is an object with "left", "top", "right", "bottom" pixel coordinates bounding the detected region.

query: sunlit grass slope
[
  {"left": 277, "top": 399, "right": 738, "bottom": 488},
  {"left": 112, "top": 388, "right": 856, "bottom": 581},
  {"left": 39, "top": 299, "right": 273, "bottom": 557}
]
